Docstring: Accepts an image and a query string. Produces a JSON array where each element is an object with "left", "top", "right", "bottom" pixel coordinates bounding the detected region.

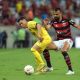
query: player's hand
[{"left": 43, "top": 19, "right": 49, "bottom": 25}]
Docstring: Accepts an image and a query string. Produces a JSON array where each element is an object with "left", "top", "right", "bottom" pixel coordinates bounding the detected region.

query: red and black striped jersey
[{"left": 50, "top": 17, "right": 75, "bottom": 40}]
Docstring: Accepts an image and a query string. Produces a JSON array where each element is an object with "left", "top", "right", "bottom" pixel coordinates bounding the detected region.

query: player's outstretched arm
[
  {"left": 73, "top": 24, "right": 80, "bottom": 30},
  {"left": 69, "top": 19, "right": 80, "bottom": 30}
]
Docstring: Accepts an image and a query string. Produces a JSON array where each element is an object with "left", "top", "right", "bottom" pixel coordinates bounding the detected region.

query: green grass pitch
[{"left": 0, "top": 48, "right": 80, "bottom": 80}]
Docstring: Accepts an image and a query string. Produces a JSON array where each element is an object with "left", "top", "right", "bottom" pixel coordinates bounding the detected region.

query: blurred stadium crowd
[
  {"left": 0, "top": 0, "right": 80, "bottom": 48},
  {"left": 0, "top": 0, "right": 80, "bottom": 25}
]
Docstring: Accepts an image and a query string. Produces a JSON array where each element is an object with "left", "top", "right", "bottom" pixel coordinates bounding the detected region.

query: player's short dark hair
[
  {"left": 17, "top": 17, "right": 26, "bottom": 22},
  {"left": 54, "top": 8, "right": 62, "bottom": 12}
]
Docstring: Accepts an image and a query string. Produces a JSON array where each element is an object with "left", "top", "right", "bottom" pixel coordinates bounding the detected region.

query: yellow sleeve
[{"left": 27, "top": 21, "right": 37, "bottom": 29}]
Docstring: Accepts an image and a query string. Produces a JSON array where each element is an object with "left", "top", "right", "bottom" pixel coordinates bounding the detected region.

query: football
[{"left": 24, "top": 65, "right": 34, "bottom": 75}]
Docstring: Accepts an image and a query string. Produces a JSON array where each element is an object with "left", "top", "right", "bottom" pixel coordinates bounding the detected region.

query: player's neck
[{"left": 59, "top": 16, "right": 62, "bottom": 22}]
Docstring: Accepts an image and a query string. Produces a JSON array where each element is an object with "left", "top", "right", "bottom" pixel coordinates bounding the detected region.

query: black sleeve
[{"left": 68, "top": 19, "right": 75, "bottom": 26}]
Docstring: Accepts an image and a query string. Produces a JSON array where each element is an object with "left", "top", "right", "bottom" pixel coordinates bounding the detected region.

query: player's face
[
  {"left": 18, "top": 19, "right": 27, "bottom": 28},
  {"left": 53, "top": 10, "right": 62, "bottom": 20}
]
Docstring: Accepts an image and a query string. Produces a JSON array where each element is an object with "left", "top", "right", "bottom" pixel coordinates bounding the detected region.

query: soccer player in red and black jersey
[{"left": 43, "top": 8, "right": 80, "bottom": 75}]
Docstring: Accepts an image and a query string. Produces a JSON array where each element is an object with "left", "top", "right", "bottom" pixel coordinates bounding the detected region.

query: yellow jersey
[{"left": 27, "top": 21, "right": 51, "bottom": 39}]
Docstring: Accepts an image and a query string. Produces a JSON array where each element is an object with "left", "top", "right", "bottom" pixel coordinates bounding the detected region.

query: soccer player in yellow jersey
[{"left": 17, "top": 17, "right": 57, "bottom": 73}]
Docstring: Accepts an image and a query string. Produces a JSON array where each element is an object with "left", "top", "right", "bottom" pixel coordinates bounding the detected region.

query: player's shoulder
[
  {"left": 62, "top": 16, "right": 71, "bottom": 21},
  {"left": 27, "top": 21, "right": 37, "bottom": 28},
  {"left": 28, "top": 21, "right": 37, "bottom": 24},
  {"left": 63, "top": 16, "right": 75, "bottom": 25},
  {"left": 27, "top": 21, "right": 37, "bottom": 26}
]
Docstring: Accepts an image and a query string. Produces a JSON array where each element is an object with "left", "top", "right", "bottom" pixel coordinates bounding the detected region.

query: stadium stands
[{"left": 0, "top": 0, "right": 80, "bottom": 25}]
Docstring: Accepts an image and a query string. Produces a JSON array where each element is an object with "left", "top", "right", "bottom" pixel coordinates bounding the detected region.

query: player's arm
[
  {"left": 73, "top": 24, "right": 80, "bottom": 30},
  {"left": 69, "top": 19, "right": 80, "bottom": 30},
  {"left": 36, "top": 24, "right": 43, "bottom": 42},
  {"left": 43, "top": 19, "right": 52, "bottom": 30}
]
